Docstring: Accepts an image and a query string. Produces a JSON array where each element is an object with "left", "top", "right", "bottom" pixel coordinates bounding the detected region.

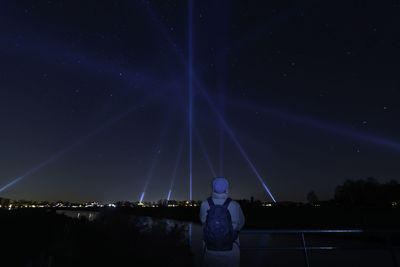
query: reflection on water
[
  {"left": 57, "top": 210, "right": 203, "bottom": 266},
  {"left": 56, "top": 210, "right": 98, "bottom": 221},
  {"left": 55, "top": 211, "right": 398, "bottom": 267},
  {"left": 189, "top": 222, "right": 192, "bottom": 246}
]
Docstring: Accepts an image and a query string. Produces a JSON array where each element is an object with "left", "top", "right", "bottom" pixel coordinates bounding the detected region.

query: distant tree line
[
  {"left": 306, "top": 177, "right": 400, "bottom": 207},
  {"left": 0, "top": 197, "right": 10, "bottom": 206},
  {"left": 334, "top": 177, "right": 400, "bottom": 206}
]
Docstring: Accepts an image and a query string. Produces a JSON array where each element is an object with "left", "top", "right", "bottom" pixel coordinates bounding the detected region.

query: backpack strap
[
  {"left": 222, "top": 197, "right": 232, "bottom": 208},
  {"left": 207, "top": 197, "right": 215, "bottom": 207}
]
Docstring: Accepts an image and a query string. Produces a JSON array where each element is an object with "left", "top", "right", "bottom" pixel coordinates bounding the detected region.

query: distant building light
[{"left": 392, "top": 202, "right": 398, "bottom": 207}]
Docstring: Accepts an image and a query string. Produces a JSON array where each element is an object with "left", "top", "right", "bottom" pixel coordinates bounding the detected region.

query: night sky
[{"left": 1, "top": 0, "right": 400, "bottom": 203}]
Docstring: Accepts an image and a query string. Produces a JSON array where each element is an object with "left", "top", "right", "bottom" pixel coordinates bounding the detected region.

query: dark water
[{"left": 59, "top": 211, "right": 399, "bottom": 267}]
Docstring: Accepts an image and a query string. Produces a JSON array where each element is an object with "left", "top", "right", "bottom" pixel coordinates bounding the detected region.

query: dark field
[{"left": 0, "top": 209, "right": 193, "bottom": 267}]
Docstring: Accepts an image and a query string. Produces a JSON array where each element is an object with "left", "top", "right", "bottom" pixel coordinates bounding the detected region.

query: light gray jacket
[{"left": 199, "top": 192, "right": 245, "bottom": 267}]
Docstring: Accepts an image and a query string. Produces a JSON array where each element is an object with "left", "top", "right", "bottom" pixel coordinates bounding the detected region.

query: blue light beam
[
  {"left": 139, "top": 192, "right": 145, "bottom": 204},
  {"left": 140, "top": 1, "right": 276, "bottom": 202},
  {"left": 199, "top": 91, "right": 277, "bottom": 203},
  {"left": 167, "top": 189, "right": 172, "bottom": 202},
  {"left": 167, "top": 131, "right": 186, "bottom": 201},
  {"left": 0, "top": 95, "right": 157, "bottom": 193},
  {"left": 187, "top": 0, "right": 194, "bottom": 201},
  {"left": 0, "top": 34, "right": 149, "bottom": 93},
  {"left": 230, "top": 99, "right": 400, "bottom": 152},
  {"left": 139, "top": 119, "right": 170, "bottom": 203}
]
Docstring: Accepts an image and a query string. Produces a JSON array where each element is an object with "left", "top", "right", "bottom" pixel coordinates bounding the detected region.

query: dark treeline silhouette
[
  {"left": 1, "top": 209, "right": 193, "bottom": 267},
  {"left": 307, "top": 191, "right": 319, "bottom": 205},
  {"left": 334, "top": 177, "right": 400, "bottom": 206},
  {"left": 0, "top": 196, "right": 11, "bottom": 206}
]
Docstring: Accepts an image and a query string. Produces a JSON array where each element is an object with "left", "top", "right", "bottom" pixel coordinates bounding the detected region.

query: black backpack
[{"left": 203, "top": 197, "right": 237, "bottom": 251}]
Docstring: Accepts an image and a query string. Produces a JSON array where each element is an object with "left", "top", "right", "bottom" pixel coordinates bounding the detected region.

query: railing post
[
  {"left": 300, "top": 232, "right": 310, "bottom": 267},
  {"left": 386, "top": 233, "right": 398, "bottom": 267}
]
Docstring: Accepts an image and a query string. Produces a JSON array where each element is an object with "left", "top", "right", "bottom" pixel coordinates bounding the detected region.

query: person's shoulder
[
  {"left": 229, "top": 199, "right": 242, "bottom": 209},
  {"left": 200, "top": 198, "right": 210, "bottom": 208}
]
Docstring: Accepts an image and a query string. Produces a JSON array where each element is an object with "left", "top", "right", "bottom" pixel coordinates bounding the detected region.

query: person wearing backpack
[{"left": 200, "top": 177, "right": 245, "bottom": 267}]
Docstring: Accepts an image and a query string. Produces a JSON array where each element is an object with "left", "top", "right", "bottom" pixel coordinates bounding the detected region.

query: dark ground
[
  {"left": 119, "top": 205, "right": 400, "bottom": 229},
  {"left": 2, "top": 206, "right": 399, "bottom": 267},
  {"left": 0, "top": 209, "right": 193, "bottom": 267},
  {"left": 125, "top": 205, "right": 400, "bottom": 245}
]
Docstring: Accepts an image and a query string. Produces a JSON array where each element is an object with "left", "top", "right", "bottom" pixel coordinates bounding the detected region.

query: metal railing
[{"left": 240, "top": 229, "right": 400, "bottom": 267}]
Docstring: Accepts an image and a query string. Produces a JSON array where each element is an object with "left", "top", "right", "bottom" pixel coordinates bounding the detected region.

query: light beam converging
[
  {"left": 140, "top": 0, "right": 277, "bottom": 202},
  {"left": 0, "top": 95, "right": 158, "bottom": 194},
  {"left": 139, "top": 119, "right": 170, "bottom": 203},
  {"left": 187, "top": 0, "right": 194, "bottom": 201},
  {"left": 167, "top": 130, "right": 186, "bottom": 201},
  {"left": 200, "top": 91, "right": 277, "bottom": 203},
  {"left": 194, "top": 128, "right": 217, "bottom": 177}
]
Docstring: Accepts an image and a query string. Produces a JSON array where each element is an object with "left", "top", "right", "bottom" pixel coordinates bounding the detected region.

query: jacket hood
[{"left": 212, "top": 192, "right": 229, "bottom": 199}]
